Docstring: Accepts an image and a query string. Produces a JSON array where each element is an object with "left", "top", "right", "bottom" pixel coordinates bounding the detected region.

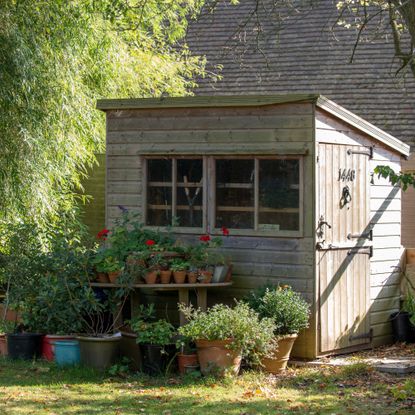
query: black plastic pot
[
  {"left": 140, "top": 343, "right": 176, "bottom": 375},
  {"left": 390, "top": 312, "right": 411, "bottom": 342},
  {"left": 7, "top": 333, "right": 43, "bottom": 360}
]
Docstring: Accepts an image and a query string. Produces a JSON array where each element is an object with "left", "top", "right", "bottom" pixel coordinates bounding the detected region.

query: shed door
[{"left": 317, "top": 143, "right": 371, "bottom": 354}]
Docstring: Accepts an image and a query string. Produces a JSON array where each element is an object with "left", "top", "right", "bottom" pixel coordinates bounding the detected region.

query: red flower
[
  {"left": 199, "top": 234, "right": 211, "bottom": 242},
  {"left": 97, "top": 229, "right": 109, "bottom": 240},
  {"left": 145, "top": 239, "right": 156, "bottom": 246},
  {"left": 221, "top": 226, "right": 230, "bottom": 236}
]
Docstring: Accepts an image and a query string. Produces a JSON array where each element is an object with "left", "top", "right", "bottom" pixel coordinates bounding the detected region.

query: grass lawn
[{"left": 0, "top": 358, "right": 414, "bottom": 414}]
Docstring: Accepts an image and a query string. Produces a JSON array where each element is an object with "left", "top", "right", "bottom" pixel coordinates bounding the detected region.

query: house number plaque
[{"left": 338, "top": 168, "right": 356, "bottom": 182}]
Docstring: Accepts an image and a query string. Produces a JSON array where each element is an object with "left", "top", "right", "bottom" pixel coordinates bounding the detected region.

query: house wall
[
  {"left": 316, "top": 109, "right": 404, "bottom": 350},
  {"left": 401, "top": 154, "right": 415, "bottom": 248},
  {"left": 105, "top": 102, "right": 317, "bottom": 358}
]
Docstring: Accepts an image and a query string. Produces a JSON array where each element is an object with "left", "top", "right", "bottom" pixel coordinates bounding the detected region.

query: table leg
[
  {"left": 196, "top": 287, "right": 207, "bottom": 311},
  {"left": 178, "top": 288, "right": 189, "bottom": 326}
]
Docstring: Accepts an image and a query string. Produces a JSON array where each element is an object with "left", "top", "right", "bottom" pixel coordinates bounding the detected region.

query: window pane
[
  {"left": 147, "top": 158, "right": 172, "bottom": 226},
  {"left": 216, "top": 159, "right": 254, "bottom": 229},
  {"left": 259, "top": 159, "right": 300, "bottom": 231},
  {"left": 176, "top": 159, "right": 203, "bottom": 227}
]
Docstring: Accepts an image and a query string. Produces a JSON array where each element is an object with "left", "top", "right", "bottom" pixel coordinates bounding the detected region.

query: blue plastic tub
[{"left": 53, "top": 340, "right": 80, "bottom": 366}]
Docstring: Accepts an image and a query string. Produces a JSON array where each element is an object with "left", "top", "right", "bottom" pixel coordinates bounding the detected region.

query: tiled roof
[{"left": 187, "top": 0, "right": 415, "bottom": 149}]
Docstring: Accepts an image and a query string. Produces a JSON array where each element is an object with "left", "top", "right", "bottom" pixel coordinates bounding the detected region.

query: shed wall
[
  {"left": 106, "top": 102, "right": 317, "bottom": 358},
  {"left": 316, "top": 109, "right": 403, "bottom": 349}
]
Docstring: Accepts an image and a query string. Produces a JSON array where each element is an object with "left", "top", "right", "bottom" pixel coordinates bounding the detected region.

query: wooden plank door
[{"left": 317, "top": 144, "right": 371, "bottom": 354}]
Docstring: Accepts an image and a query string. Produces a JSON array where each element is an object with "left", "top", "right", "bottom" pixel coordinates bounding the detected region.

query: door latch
[{"left": 340, "top": 185, "right": 352, "bottom": 208}]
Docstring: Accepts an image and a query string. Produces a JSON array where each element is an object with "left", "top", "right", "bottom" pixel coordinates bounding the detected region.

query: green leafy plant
[
  {"left": 0, "top": 320, "right": 16, "bottom": 335},
  {"left": 374, "top": 166, "right": 415, "bottom": 191},
  {"left": 246, "top": 285, "right": 310, "bottom": 336},
  {"left": 170, "top": 259, "right": 189, "bottom": 272},
  {"left": 130, "top": 304, "right": 175, "bottom": 346},
  {"left": 178, "top": 302, "right": 276, "bottom": 365},
  {"left": 402, "top": 292, "right": 415, "bottom": 326}
]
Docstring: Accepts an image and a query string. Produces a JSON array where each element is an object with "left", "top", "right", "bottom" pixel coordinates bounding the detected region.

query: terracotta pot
[
  {"left": 173, "top": 271, "right": 186, "bottom": 284},
  {"left": 96, "top": 272, "right": 110, "bottom": 283},
  {"left": 108, "top": 270, "right": 121, "bottom": 283},
  {"left": 196, "top": 339, "right": 242, "bottom": 376},
  {"left": 0, "top": 334, "right": 7, "bottom": 356},
  {"left": 198, "top": 270, "right": 213, "bottom": 284},
  {"left": 144, "top": 270, "right": 158, "bottom": 284},
  {"left": 159, "top": 270, "right": 172, "bottom": 284},
  {"left": 261, "top": 334, "right": 297, "bottom": 373},
  {"left": 187, "top": 271, "right": 198, "bottom": 284},
  {"left": 42, "top": 334, "right": 75, "bottom": 361},
  {"left": 178, "top": 352, "right": 199, "bottom": 375}
]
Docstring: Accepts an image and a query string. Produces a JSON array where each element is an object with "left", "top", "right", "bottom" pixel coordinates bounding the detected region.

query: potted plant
[
  {"left": 176, "top": 335, "right": 199, "bottom": 375},
  {"left": 149, "top": 254, "right": 171, "bottom": 284},
  {"left": 170, "top": 259, "right": 189, "bottom": 284},
  {"left": 0, "top": 320, "right": 15, "bottom": 356},
  {"left": 100, "top": 256, "right": 123, "bottom": 283},
  {"left": 246, "top": 285, "right": 310, "bottom": 373},
  {"left": 178, "top": 302, "right": 275, "bottom": 377},
  {"left": 130, "top": 305, "right": 176, "bottom": 375}
]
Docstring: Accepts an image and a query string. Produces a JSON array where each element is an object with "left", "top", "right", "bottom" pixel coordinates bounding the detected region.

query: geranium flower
[
  {"left": 145, "top": 239, "right": 156, "bottom": 246},
  {"left": 199, "top": 234, "right": 211, "bottom": 242},
  {"left": 97, "top": 229, "right": 109, "bottom": 240},
  {"left": 221, "top": 226, "right": 230, "bottom": 236}
]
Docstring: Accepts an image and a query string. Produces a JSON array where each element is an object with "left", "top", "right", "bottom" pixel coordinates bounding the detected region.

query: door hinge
[
  {"left": 347, "top": 246, "right": 373, "bottom": 257},
  {"left": 349, "top": 328, "right": 373, "bottom": 343},
  {"left": 347, "top": 229, "right": 373, "bottom": 241},
  {"left": 347, "top": 146, "right": 373, "bottom": 159}
]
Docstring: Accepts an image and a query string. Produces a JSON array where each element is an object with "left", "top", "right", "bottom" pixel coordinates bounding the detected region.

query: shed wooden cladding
[{"left": 98, "top": 95, "right": 410, "bottom": 359}]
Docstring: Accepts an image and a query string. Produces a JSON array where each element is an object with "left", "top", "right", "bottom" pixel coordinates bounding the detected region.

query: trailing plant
[
  {"left": 246, "top": 285, "right": 310, "bottom": 336},
  {"left": 178, "top": 302, "right": 276, "bottom": 365}
]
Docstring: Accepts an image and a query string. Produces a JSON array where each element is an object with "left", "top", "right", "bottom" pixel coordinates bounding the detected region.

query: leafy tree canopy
[{"left": 0, "top": 0, "right": 207, "bottom": 229}]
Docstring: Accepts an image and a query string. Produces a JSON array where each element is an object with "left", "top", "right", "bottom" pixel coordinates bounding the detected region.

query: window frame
[{"left": 142, "top": 155, "right": 304, "bottom": 237}]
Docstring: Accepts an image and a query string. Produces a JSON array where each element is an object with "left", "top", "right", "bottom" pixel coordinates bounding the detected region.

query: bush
[
  {"left": 178, "top": 302, "right": 276, "bottom": 365},
  {"left": 246, "top": 285, "right": 310, "bottom": 336}
]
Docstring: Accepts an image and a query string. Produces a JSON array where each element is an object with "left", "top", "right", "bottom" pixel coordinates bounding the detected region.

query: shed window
[
  {"left": 146, "top": 158, "right": 204, "bottom": 228},
  {"left": 144, "top": 156, "right": 302, "bottom": 235},
  {"left": 215, "top": 158, "right": 300, "bottom": 232}
]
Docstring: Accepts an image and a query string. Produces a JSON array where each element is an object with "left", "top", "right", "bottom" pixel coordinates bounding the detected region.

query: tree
[
  {"left": 212, "top": 0, "right": 415, "bottom": 77},
  {"left": 0, "top": 0, "right": 206, "bottom": 228}
]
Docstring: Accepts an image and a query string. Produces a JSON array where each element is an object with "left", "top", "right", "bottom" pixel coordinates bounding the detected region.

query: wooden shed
[{"left": 97, "top": 94, "right": 410, "bottom": 359}]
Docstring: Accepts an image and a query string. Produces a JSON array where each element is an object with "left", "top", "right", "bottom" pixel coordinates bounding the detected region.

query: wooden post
[{"left": 196, "top": 287, "right": 208, "bottom": 311}]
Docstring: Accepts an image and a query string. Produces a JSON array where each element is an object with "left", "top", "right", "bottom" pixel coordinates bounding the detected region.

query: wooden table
[{"left": 90, "top": 282, "right": 233, "bottom": 325}]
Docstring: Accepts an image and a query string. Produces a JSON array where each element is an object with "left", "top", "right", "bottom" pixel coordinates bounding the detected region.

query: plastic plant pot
[{"left": 53, "top": 340, "right": 80, "bottom": 366}]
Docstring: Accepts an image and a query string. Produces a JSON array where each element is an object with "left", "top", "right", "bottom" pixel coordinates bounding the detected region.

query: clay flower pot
[
  {"left": 108, "top": 270, "right": 122, "bottom": 283},
  {"left": 96, "top": 272, "right": 109, "bottom": 283},
  {"left": 198, "top": 270, "right": 213, "bottom": 284},
  {"left": 261, "top": 334, "right": 297, "bottom": 373},
  {"left": 0, "top": 334, "right": 8, "bottom": 356},
  {"left": 187, "top": 271, "right": 198, "bottom": 284},
  {"left": 196, "top": 339, "right": 242, "bottom": 376},
  {"left": 173, "top": 271, "right": 186, "bottom": 284},
  {"left": 144, "top": 270, "right": 158, "bottom": 284},
  {"left": 178, "top": 352, "right": 199, "bottom": 375},
  {"left": 159, "top": 270, "right": 172, "bottom": 284}
]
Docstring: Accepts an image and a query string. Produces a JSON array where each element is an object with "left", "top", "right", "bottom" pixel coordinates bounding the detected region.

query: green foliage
[
  {"left": 130, "top": 305, "right": 175, "bottom": 346},
  {"left": 374, "top": 166, "right": 415, "bottom": 191},
  {"left": 402, "top": 292, "right": 415, "bottom": 326},
  {"left": 246, "top": 285, "right": 310, "bottom": 335},
  {"left": 0, "top": 319, "right": 16, "bottom": 334},
  {"left": 170, "top": 259, "right": 190, "bottom": 272},
  {"left": 390, "top": 379, "right": 415, "bottom": 401},
  {"left": 178, "top": 302, "right": 276, "bottom": 365},
  {"left": 0, "top": 0, "right": 207, "bottom": 230}
]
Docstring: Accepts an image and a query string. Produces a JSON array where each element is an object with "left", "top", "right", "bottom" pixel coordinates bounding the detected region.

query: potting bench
[{"left": 91, "top": 282, "right": 233, "bottom": 325}]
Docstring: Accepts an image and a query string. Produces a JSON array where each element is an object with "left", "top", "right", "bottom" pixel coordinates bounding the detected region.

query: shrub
[
  {"left": 246, "top": 285, "right": 310, "bottom": 336},
  {"left": 178, "top": 302, "right": 276, "bottom": 365}
]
